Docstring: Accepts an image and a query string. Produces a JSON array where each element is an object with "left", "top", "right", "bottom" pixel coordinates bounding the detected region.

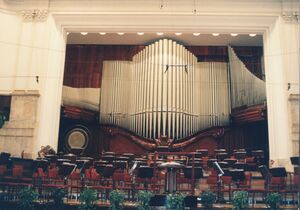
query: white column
[
  {"left": 34, "top": 15, "right": 66, "bottom": 155},
  {"left": 264, "top": 16, "right": 299, "bottom": 170}
]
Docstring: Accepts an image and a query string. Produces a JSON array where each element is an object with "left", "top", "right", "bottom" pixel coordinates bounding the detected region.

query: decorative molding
[
  {"left": 281, "top": 11, "right": 300, "bottom": 23},
  {"left": 21, "top": 9, "right": 48, "bottom": 21},
  {"left": 11, "top": 90, "right": 40, "bottom": 96}
]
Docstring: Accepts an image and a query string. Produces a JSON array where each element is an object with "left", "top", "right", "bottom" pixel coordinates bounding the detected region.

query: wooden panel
[
  {"left": 63, "top": 45, "right": 145, "bottom": 88},
  {"left": 109, "top": 136, "right": 147, "bottom": 155}
]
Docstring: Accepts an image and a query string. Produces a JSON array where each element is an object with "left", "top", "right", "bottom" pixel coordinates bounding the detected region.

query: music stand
[
  {"left": 70, "top": 148, "right": 83, "bottom": 156},
  {"left": 137, "top": 166, "right": 154, "bottom": 190},
  {"left": 114, "top": 161, "right": 127, "bottom": 170},
  {"left": 212, "top": 161, "right": 224, "bottom": 203},
  {"left": 44, "top": 154, "right": 58, "bottom": 163},
  {"left": 229, "top": 169, "right": 245, "bottom": 188},
  {"left": 59, "top": 162, "right": 77, "bottom": 185},
  {"left": 95, "top": 164, "right": 106, "bottom": 175},
  {"left": 183, "top": 166, "right": 203, "bottom": 179},
  {"left": 57, "top": 159, "right": 71, "bottom": 169},
  {"left": 218, "top": 162, "right": 229, "bottom": 170},
  {"left": 129, "top": 161, "right": 138, "bottom": 175},
  {"left": 290, "top": 157, "right": 299, "bottom": 166},
  {"left": 270, "top": 167, "right": 287, "bottom": 177},
  {"left": 102, "top": 165, "right": 115, "bottom": 179},
  {"left": 63, "top": 153, "right": 77, "bottom": 163}
]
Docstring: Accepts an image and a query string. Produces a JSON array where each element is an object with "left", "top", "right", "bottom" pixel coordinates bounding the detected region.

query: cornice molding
[{"left": 52, "top": 13, "right": 277, "bottom": 34}]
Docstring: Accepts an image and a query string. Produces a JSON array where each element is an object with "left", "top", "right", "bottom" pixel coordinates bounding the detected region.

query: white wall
[
  {"left": 0, "top": 6, "right": 66, "bottom": 156},
  {"left": 0, "top": 11, "right": 23, "bottom": 94}
]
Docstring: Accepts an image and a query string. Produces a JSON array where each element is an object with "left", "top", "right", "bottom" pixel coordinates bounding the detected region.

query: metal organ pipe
[
  {"left": 228, "top": 46, "right": 266, "bottom": 109},
  {"left": 100, "top": 40, "right": 240, "bottom": 140}
]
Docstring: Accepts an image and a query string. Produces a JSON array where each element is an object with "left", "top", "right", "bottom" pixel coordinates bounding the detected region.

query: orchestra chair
[
  {"left": 68, "top": 169, "right": 82, "bottom": 200},
  {"left": 112, "top": 171, "right": 134, "bottom": 200},
  {"left": 221, "top": 175, "right": 233, "bottom": 201}
]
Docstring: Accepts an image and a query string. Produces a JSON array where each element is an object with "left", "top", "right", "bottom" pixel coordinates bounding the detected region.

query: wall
[
  {"left": 0, "top": 5, "right": 66, "bottom": 157},
  {"left": 0, "top": 91, "right": 38, "bottom": 158}
]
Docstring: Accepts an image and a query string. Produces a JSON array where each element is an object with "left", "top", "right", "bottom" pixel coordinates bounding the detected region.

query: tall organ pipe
[
  {"left": 228, "top": 46, "right": 266, "bottom": 109},
  {"left": 100, "top": 40, "right": 232, "bottom": 140}
]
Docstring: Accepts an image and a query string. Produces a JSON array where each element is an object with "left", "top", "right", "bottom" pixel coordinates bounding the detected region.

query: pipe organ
[
  {"left": 100, "top": 39, "right": 266, "bottom": 141},
  {"left": 228, "top": 46, "right": 266, "bottom": 108}
]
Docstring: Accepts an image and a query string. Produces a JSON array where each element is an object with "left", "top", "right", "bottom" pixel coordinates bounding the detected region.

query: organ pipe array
[
  {"left": 228, "top": 46, "right": 266, "bottom": 109},
  {"left": 100, "top": 40, "right": 266, "bottom": 140}
]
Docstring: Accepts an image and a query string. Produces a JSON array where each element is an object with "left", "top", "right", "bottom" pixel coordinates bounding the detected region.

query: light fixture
[
  {"left": 99, "top": 32, "right": 106, "bottom": 35},
  {"left": 156, "top": 32, "right": 164, "bottom": 36},
  {"left": 137, "top": 32, "right": 144, "bottom": 35},
  {"left": 117, "top": 32, "right": 125, "bottom": 35},
  {"left": 193, "top": 32, "right": 200, "bottom": 36},
  {"left": 175, "top": 32, "right": 182, "bottom": 36},
  {"left": 80, "top": 32, "right": 88, "bottom": 35},
  {"left": 212, "top": 33, "right": 220, "bottom": 36},
  {"left": 230, "top": 33, "right": 238, "bottom": 37},
  {"left": 249, "top": 33, "right": 257, "bottom": 37},
  {"left": 66, "top": 32, "right": 69, "bottom": 35}
]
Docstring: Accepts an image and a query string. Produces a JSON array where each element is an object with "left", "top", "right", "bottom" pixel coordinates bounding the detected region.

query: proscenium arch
[{"left": 51, "top": 11, "right": 294, "bottom": 168}]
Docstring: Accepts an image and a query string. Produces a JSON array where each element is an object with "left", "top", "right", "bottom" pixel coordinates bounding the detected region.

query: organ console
[{"left": 99, "top": 39, "right": 266, "bottom": 141}]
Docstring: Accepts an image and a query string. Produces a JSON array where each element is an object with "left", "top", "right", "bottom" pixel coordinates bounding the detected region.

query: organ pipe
[
  {"left": 228, "top": 46, "right": 266, "bottom": 109},
  {"left": 100, "top": 40, "right": 265, "bottom": 141}
]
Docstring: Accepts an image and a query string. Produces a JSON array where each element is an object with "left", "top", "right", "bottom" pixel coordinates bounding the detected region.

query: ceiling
[{"left": 67, "top": 32, "right": 263, "bottom": 46}]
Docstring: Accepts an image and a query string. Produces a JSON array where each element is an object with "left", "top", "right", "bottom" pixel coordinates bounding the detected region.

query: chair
[
  {"left": 221, "top": 176, "right": 233, "bottom": 201},
  {"left": 269, "top": 167, "right": 287, "bottom": 191},
  {"left": 114, "top": 161, "right": 127, "bottom": 171},
  {"left": 0, "top": 165, "right": 7, "bottom": 176},
  {"left": 176, "top": 172, "right": 191, "bottom": 192},
  {"left": 234, "top": 151, "right": 247, "bottom": 162},
  {"left": 206, "top": 175, "right": 218, "bottom": 192},
  {"left": 136, "top": 166, "right": 158, "bottom": 192},
  {"left": 112, "top": 171, "right": 134, "bottom": 200}
]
